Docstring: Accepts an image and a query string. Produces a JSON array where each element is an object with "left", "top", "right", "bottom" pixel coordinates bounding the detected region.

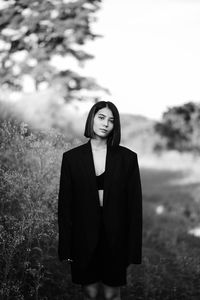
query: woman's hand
[{"left": 64, "top": 258, "right": 73, "bottom": 263}]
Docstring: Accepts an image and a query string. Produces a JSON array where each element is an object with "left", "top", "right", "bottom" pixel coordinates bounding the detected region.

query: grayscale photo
[{"left": 0, "top": 0, "right": 200, "bottom": 299}]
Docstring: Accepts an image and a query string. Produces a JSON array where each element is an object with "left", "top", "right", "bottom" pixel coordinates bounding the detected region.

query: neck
[{"left": 90, "top": 138, "right": 107, "bottom": 149}]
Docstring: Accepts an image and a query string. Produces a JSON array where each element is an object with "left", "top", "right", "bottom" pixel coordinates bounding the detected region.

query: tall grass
[{"left": 0, "top": 119, "right": 82, "bottom": 299}]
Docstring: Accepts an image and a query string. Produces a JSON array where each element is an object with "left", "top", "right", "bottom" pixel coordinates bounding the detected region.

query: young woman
[{"left": 58, "top": 101, "right": 142, "bottom": 300}]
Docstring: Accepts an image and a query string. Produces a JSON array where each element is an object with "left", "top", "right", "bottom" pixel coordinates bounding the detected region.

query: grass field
[{"left": 120, "top": 152, "right": 200, "bottom": 300}]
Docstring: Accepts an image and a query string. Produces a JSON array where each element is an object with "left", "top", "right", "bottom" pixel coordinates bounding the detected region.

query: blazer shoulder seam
[
  {"left": 119, "top": 145, "right": 138, "bottom": 157},
  {"left": 63, "top": 143, "right": 87, "bottom": 157}
]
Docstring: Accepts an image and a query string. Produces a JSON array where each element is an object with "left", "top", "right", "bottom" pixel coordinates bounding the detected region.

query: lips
[{"left": 100, "top": 128, "right": 108, "bottom": 133}]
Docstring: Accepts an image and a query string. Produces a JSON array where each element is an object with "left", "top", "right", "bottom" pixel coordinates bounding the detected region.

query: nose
[{"left": 103, "top": 119, "right": 109, "bottom": 127}]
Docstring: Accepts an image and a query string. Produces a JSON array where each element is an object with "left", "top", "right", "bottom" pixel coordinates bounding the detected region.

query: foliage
[
  {"left": 0, "top": 0, "right": 103, "bottom": 100},
  {"left": 154, "top": 102, "right": 200, "bottom": 153},
  {"left": 0, "top": 119, "right": 77, "bottom": 299},
  {"left": 1, "top": 110, "right": 200, "bottom": 298}
]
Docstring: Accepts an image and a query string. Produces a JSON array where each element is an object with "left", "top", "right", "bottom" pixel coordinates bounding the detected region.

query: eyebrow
[{"left": 98, "top": 113, "right": 114, "bottom": 119}]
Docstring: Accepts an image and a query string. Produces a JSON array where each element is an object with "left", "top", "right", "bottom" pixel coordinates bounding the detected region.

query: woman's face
[{"left": 93, "top": 107, "right": 114, "bottom": 139}]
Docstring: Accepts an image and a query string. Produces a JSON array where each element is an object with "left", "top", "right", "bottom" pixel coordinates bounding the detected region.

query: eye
[
  {"left": 109, "top": 119, "right": 114, "bottom": 123},
  {"left": 98, "top": 116, "right": 104, "bottom": 120}
]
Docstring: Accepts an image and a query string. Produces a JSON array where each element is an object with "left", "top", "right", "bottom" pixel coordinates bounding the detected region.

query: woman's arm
[
  {"left": 58, "top": 154, "right": 73, "bottom": 262},
  {"left": 127, "top": 154, "right": 143, "bottom": 265}
]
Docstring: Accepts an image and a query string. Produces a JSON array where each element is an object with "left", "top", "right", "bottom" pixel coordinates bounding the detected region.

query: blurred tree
[
  {"left": 154, "top": 102, "right": 200, "bottom": 153},
  {"left": 0, "top": 0, "right": 105, "bottom": 100}
]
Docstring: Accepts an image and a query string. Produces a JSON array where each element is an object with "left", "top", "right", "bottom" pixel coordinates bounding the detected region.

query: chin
[{"left": 97, "top": 133, "right": 108, "bottom": 139}]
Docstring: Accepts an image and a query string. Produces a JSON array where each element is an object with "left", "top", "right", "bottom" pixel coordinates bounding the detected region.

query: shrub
[{"left": 0, "top": 119, "right": 73, "bottom": 299}]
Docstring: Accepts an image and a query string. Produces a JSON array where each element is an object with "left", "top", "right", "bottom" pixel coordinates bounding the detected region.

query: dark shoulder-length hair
[{"left": 84, "top": 101, "right": 121, "bottom": 147}]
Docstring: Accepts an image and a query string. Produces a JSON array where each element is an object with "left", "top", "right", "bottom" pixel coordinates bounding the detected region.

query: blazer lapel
[
  {"left": 103, "top": 143, "right": 118, "bottom": 207},
  {"left": 81, "top": 140, "right": 99, "bottom": 206},
  {"left": 81, "top": 139, "right": 118, "bottom": 208}
]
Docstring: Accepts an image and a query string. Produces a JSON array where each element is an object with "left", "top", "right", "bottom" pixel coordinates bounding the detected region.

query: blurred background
[{"left": 0, "top": 0, "right": 200, "bottom": 299}]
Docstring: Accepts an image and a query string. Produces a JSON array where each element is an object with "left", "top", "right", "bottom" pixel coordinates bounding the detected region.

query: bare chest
[{"left": 92, "top": 149, "right": 107, "bottom": 176}]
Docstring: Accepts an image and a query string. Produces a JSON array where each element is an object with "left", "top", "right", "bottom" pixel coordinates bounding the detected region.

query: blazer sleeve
[
  {"left": 127, "top": 154, "right": 143, "bottom": 264},
  {"left": 58, "top": 153, "right": 72, "bottom": 261}
]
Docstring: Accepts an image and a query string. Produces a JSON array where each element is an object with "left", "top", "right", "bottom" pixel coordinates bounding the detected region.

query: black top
[{"left": 96, "top": 171, "right": 105, "bottom": 190}]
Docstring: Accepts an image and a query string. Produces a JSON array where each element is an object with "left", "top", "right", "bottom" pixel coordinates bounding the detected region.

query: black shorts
[{"left": 70, "top": 207, "right": 127, "bottom": 287}]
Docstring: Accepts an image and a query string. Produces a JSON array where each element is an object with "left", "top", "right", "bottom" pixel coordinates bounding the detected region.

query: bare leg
[
  {"left": 82, "top": 282, "right": 99, "bottom": 300},
  {"left": 103, "top": 284, "right": 121, "bottom": 300}
]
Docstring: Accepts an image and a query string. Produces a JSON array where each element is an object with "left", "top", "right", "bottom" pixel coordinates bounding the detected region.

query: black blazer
[{"left": 58, "top": 139, "right": 142, "bottom": 268}]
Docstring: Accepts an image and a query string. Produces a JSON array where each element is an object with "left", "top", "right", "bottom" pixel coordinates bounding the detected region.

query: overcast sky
[{"left": 83, "top": 0, "right": 200, "bottom": 120}]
